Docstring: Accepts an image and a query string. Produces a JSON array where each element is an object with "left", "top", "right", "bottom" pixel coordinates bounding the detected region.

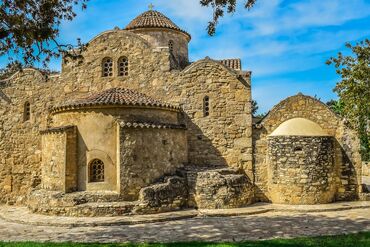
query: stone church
[{"left": 0, "top": 10, "right": 365, "bottom": 216}]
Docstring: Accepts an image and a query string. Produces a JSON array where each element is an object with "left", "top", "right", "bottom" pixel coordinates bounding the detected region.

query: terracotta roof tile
[
  {"left": 219, "top": 59, "right": 242, "bottom": 71},
  {"left": 125, "top": 10, "right": 191, "bottom": 39},
  {"left": 52, "top": 88, "right": 179, "bottom": 113}
]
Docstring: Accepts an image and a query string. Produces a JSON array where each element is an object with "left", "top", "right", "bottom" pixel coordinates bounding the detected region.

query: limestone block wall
[
  {"left": 0, "top": 69, "right": 63, "bottom": 204},
  {"left": 119, "top": 127, "right": 187, "bottom": 200},
  {"left": 253, "top": 94, "right": 362, "bottom": 202},
  {"left": 60, "top": 30, "right": 174, "bottom": 99},
  {"left": 51, "top": 110, "right": 118, "bottom": 192},
  {"left": 40, "top": 126, "right": 77, "bottom": 192},
  {"left": 130, "top": 29, "right": 190, "bottom": 68},
  {"left": 268, "top": 136, "right": 336, "bottom": 204},
  {"left": 169, "top": 59, "right": 252, "bottom": 175}
]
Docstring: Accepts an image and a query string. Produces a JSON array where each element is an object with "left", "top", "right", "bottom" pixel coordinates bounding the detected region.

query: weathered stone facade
[
  {"left": 0, "top": 10, "right": 365, "bottom": 215},
  {"left": 268, "top": 136, "right": 336, "bottom": 204},
  {"left": 253, "top": 94, "right": 363, "bottom": 203}
]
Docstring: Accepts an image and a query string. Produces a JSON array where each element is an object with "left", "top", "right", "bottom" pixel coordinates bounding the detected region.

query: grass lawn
[{"left": 0, "top": 232, "right": 369, "bottom": 247}]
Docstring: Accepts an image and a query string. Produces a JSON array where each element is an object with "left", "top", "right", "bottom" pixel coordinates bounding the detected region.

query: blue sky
[{"left": 2, "top": 0, "right": 370, "bottom": 113}]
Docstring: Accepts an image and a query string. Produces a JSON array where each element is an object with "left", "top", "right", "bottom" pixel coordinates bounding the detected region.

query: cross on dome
[{"left": 148, "top": 3, "right": 154, "bottom": 10}]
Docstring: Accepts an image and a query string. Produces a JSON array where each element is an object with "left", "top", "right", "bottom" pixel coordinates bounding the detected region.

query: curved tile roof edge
[
  {"left": 51, "top": 88, "right": 181, "bottom": 114},
  {"left": 120, "top": 121, "right": 186, "bottom": 130}
]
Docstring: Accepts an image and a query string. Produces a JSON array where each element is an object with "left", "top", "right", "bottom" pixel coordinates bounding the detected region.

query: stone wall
[
  {"left": 120, "top": 127, "right": 188, "bottom": 200},
  {"left": 0, "top": 69, "right": 62, "bottom": 204},
  {"left": 253, "top": 94, "right": 362, "bottom": 202},
  {"left": 51, "top": 110, "right": 119, "bottom": 192},
  {"left": 268, "top": 136, "right": 336, "bottom": 204},
  {"left": 41, "top": 126, "right": 77, "bottom": 192},
  {"left": 173, "top": 59, "right": 252, "bottom": 174},
  {"left": 131, "top": 28, "right": 190, "bottom": 68}
]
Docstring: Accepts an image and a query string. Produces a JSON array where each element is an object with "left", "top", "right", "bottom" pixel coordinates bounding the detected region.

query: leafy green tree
[
  {"left": 327, "top": 39, "right": 370, "bottom": 160},
  {"left": 200, "top": 0, "right": 257, "bottom": 35},
  {"left": 326, "top": 99, "right": 344, "bottom": 116},
  {"left": 0, "top": 0, "right": 88, "bottom": 67}
]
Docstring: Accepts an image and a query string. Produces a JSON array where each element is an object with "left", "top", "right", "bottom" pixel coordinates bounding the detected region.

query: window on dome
[
  {"left": 118, "top": 56, "right": 129, "bottom": 77},
  {"left": 24, "top": 101, "right": 31, "bottom": 122},
  {"left": 102, "top": 57, "right": 113, "bottom": 77},
  {"left": 89, "top": 159, "right": 104, "bottom": 182},
  {"left": 203, "top": 96, "right": 210, "bottom": 117},
  {"left": 168, "top": 40, "right": 174, "bottom": 53}
]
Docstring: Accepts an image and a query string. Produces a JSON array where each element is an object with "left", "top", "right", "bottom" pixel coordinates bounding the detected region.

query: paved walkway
[{"left": 0, "top": 202, "right": 369, "bottom": 243}]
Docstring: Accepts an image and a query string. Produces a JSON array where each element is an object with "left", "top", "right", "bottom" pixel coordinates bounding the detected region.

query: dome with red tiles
[{"left": 125, "top": 10, "right": 191, "bottom": 39}]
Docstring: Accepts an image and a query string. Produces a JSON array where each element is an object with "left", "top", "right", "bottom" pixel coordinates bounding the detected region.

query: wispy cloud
[{"left": 1, "top": 0, "right": 369, "bottom": 113}]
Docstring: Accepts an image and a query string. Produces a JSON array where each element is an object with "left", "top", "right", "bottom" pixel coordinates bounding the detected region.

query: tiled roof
[
  {"left": 219, "top": 59, "right": 242, "bottom": 71},
  {"left": 52, "top": 88, "right": 180, "bottom": 113},
  {"left": 40, "top": 126, "right": 76, "bottom": 135},
  {"left": 125, "top": 10, "right": 191, "bottom": 39},
  {"left": 120, "top": 121, "right": 186, "bottom": 130}
]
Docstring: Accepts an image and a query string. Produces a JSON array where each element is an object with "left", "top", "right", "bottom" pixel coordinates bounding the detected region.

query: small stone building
[{"left": 0, "top": 10, "right": 365, "bottom": 216}]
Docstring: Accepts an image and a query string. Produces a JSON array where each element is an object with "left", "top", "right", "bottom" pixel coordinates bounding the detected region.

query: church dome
[
  {"left": 52, "top": 88, "right": 180, "bottom": 113},
  {"left": 269, "top": 118, "right": 329, "bottom": 136},
  {"left": 125, "top": 10, "right": 191, "bottom": 39}
]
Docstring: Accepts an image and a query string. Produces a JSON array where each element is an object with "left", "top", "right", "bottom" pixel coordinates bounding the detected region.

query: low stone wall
[
  {"left": 187, "top": 167, "right": 254, "bottom": 209},
  {"left": 268, "top": 136, "right": 336, "bottom": 204}
]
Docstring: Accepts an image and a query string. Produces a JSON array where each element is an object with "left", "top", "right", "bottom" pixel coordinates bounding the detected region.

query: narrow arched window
[
  {"left": 203, "top": 96, "right": 210, "bottom": 117},
  {"left": 168, "top": 40, "right": 174, "bottom": 53},
  {"left": 102, "top": 57, "right": 113, "bottom": 77},
  {"left": 89, "top": 159, "right": 104, "bottom": 182},
  {"left": 118, "top": 56, "right": 129, "bottom": 77},
  {"left": 24, "top": 101, "right": 31, "bottom": 122}
]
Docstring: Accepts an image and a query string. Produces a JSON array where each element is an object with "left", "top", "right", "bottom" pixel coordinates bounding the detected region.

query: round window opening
[{"left": 89, "top": 159, "right": 105, "bottom": 182}]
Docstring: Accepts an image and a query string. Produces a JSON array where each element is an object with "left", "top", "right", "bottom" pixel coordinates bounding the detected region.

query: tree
[
  {"left": 0, "top": 0, "right": 88, "bottom": 68},
  {"left": 200, "top": 0, "right": 257, "bottom": 35},
  {"left": 251, "top": 99, "right": 258, "bottom": 115},
  {"left": 326, "top": 99, "right": 344, "bottom": 116},
  {"left": 327, "top": 39, "right": 370, "bottom": 160}
]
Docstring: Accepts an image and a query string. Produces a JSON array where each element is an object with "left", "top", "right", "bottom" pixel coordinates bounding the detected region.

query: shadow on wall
[
  {"left": 336, "top": 139, "right": 359, "bottom": 201},
  {"left": 252, "top": 126, "right": 270, "bottom": 202},
  {"left": 181, "top": 113, "right": 228, "bottom": 168}
]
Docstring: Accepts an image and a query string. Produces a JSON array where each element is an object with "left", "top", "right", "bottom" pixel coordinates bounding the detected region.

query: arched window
[
  {"left": 168, "top": 40, "right": 174, "bottom": 53},
  {"left": 89, "top": 159, "right": 104, "bottom": 182},
  {"left": 102, "top": 57, "right": 113, "bottom": 77},
  {"left": 24, "top": 101, "right": 31, "bottom": 122},
  {"left": 118, "top": 56, "right": 129, "bottom": 77},
  {"left": 203, "top": 96, "right": 210, "bottom": 117}
]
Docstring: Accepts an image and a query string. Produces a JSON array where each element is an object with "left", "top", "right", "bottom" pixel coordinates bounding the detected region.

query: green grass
[{"left": 1, "top": 232, "right": 369, "bottom": 247}]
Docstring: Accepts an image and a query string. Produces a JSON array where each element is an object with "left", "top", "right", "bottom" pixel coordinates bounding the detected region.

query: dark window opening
[
  {"left": 294, "top": 146, "right": 303, "bottom": 152},
  {"left": 168, "top": 40, "right": 174, "bottom": 53},
  {"left": 24, "top": 101, "right": 31, "bottom": 122},
  {"left": 203, "top": 96, "right": 210, "bottom": 117},
  {"left": 102, "top": 57, "right": 113, "bottom": 77},
  {"left": 89, "top": 159, "right": 104, "bottom": 182},
  {"left": 118, "top": 56, "right": 129, "bottom": 77}
]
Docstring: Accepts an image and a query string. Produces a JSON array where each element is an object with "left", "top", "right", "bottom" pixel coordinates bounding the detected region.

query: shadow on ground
[{"left": 0, "top": 210, "right": 366, "bottom": 244}]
